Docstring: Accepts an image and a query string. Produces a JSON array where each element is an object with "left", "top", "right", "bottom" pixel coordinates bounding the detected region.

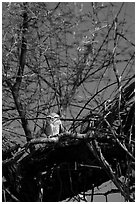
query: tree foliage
[{"left": 2, "top": 2, "right": 134, "bottom": 202}]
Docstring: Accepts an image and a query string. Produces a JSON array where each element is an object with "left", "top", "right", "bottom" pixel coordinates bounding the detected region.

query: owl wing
[
  {"left": 43, "top": 122, "right": 53, "bottom": 137},
  {"left": 59, "top": 123, "right": 64, "bottom": 133},
  {"left": 53, "top": 119, "right": 64, "bottom": 135}
]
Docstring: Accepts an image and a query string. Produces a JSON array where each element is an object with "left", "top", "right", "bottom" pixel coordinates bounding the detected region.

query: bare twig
[
  {"left": 86, "top": 140, "right": 134, "bottom": 201},
  {"left": 3, "top": 187, "right": 20, "bottom": 202}
]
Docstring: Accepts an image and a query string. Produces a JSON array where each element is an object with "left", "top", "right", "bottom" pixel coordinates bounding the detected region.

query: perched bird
[{"left": 44, "top": 113, "right": 64, "bottom": 137}]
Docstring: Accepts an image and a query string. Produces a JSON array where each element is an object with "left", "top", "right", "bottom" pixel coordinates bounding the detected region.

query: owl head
[{"left": 46, "top": 113, "right": 60, "bottom": 124}]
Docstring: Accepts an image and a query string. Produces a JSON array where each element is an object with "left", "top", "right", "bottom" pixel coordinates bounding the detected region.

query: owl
[{"left": 44, "top": 113, "right": 64, "bottom": 137}]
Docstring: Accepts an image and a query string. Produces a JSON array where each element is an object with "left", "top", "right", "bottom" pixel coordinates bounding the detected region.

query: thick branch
[{"left": 10, "top": 4, "right": 33, "bottom": 143}]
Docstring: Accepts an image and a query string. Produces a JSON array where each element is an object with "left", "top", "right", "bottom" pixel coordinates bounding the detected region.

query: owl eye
[
  {"left": 54, "top": 116, "right": 59, "bottom": 119},
  {"left": 54, "top": 116, "right": 60, "bottom": 121}
]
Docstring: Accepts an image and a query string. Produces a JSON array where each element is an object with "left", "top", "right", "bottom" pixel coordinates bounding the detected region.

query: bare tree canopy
[{"left": 2, "top": 2, "right": 134, "bottom": 202}]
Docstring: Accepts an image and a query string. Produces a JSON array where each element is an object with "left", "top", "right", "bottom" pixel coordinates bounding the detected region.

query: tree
[{"left": 2, "top": 2, "right": 135, "bottom": 202}]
